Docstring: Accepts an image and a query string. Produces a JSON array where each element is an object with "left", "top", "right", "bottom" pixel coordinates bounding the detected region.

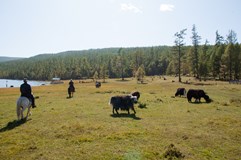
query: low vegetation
[{"left": 0, "top": 76, "right": 241, "bottom": 160}]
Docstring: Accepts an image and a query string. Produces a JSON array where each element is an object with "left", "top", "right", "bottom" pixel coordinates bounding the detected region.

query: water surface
[{"left": 0, "top": 79, "right": 50, "bottom": 88}]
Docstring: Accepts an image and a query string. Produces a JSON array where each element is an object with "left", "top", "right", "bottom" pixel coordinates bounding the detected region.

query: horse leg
[
  {"left": 21, "top": 108, "right": 24, "bottom": 120},
  {"left": 17, "top": 106, "right": 21, "bottom": 120},
  {"left": 26, "top": 106, "right": 31, "bottom": 120},
  {"left": 68, "top": 88, "right": 71, "bottom": 98}
]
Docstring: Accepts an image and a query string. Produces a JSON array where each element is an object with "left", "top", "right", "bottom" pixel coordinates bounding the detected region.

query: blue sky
[{"left": 1, "top": 0, "right": 241, "bottom": 57}]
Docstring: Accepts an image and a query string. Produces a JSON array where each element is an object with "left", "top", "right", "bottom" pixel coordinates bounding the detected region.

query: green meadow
[{"left": 0, "top": 77, "right": 241, "bottom": 160}]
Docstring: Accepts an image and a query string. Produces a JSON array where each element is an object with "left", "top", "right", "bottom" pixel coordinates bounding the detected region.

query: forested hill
[
  {"left": 0, "top": 44, "right": 240, "bottom": 81},
  {"left": 0, "top": 46, "right": 170, "bottom": 80},
  {"left": 0, "top": 56, "right": 24, "bottom": 63}
]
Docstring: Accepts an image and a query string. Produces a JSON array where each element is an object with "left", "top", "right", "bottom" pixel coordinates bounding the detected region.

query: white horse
[{"left": 16, "top": 97, "right": 32, "bottom": 120}]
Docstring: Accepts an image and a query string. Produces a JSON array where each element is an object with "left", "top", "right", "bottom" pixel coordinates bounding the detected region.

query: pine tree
[
  {"left": 174, "top": 28, "right": 187, "bottom": 82},
  {"left": 199, "top": 40, "right": 209, "bottom": 80},
  {"left": 191, "top": 24, "right": 201, "bottom": 79}
]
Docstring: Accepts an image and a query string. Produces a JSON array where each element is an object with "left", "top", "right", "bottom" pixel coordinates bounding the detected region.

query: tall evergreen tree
[
  {"left": 226, "top": 30, "right": 237, "bottom": 44},
  {"left": 211, "top": 31, "right": 224, "bottom": 79},
  {"left": 215, "top": 30, "right": 224, "bottom": 46},
  {"left": 233, "top": 44, "right": 241, "bottom": 79},
  {"left": 191, "top": 24, "right": 201, "bottom": 79},
  {"left": 174, "top": 28, "right": 187, "bottom": 82},
  {"left": 223, "top": 44, "right": 234, "bottom": 80},
  {"left": 223, "top": 30, "right": 238, "bottom": 80},
  {"left": 199, "top": 40, "right": 209, "bottom": 80},
  {"left": 116, "top": 48, "right": 126, "bottom": 80}
]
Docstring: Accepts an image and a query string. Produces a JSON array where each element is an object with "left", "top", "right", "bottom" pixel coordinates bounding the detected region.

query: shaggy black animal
[
  {"left": 95, "top": 81, "right": 101, "bottom": 88},
  {"left": 131, "top": 91, "right": 140, "bottom": 100},
  {"left": 187, "top": 89, "right": 211, "bottom": 103},
  {"left": 109, "top": 95, "right": 138, "bottom": 114},
  {"left": 175, "top": 88, "right": 186, "bottom": 97}
]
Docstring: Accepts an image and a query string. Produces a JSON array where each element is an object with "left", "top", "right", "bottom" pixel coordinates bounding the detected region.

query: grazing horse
[
  {"left": 16, "top": 97, "right": 32, "bottom": 120},
  {"left": 68, "top": 86, "right": 75, "bottom": 98}
]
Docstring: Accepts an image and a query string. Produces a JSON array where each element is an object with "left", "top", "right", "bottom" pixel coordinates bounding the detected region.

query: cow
[
  {"left": 187, "top": 89, "right": 211, "bottom": 103},
  {"left": 131, "top": 91, "right": 140, "bottom": 100},
  {"left": 175, "top": 88, "right": 186, "bottom": 97},
  {"left": 109, "top": 95, "right": 138, "bottom": 114},
  {"left": 95, "top": 81, "right": 101, "bottom": 88}
]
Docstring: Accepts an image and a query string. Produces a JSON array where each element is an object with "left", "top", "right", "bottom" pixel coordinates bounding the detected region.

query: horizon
[{"left": 1, "top": 0, "right": 241, "bottom": 58}]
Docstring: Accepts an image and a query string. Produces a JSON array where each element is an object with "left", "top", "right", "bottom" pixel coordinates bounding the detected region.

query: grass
[{"left": 0, "top": 76, "right": 241, "bottom": 160}]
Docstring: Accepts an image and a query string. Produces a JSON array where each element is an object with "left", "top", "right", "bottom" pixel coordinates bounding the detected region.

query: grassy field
[{"left": 0, "top": 76, "right": 241, "bottom": 160}]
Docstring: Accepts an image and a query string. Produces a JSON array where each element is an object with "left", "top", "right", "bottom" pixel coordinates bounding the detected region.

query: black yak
[
  {"left": 187, "top": 89, "right": 211, "bottom": 103},
  {"left": 109, "top": 95, "right": 138, "bottom": 114},
  {"left": 95, "top": 81, "right": 101, "bottom": 88},
  {"left": 175, "top": 88, "right": 186, "bottom": 97}
]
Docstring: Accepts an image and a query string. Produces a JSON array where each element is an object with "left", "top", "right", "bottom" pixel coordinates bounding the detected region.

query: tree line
[{"left": 0, "top": 27, "right": 240, "bottom": 82}]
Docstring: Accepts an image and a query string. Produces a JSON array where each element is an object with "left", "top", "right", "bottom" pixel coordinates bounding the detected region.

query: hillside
[
  {"left": 0, "top": 44, "right": 240, "bottom": 81},
  {"left": 0, "top": 46, "right": 171, "bottom": 80},
  {"left": 0, "top": 56, "right": 24, "bottom": 63}
]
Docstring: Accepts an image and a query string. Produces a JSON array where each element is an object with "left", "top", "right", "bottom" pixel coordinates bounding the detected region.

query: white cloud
[
  {"left": 160, "top": 4, "right": 175, "bottom": 12},
  {"left": 120, "top": 3, "right": 142, "bottom": 13}
]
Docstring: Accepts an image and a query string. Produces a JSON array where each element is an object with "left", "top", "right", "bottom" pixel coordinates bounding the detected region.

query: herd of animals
[
  {"left": 16, "top": 81, "right": 212, "bottom": 120},
  {"left": 109, "top": 88, "right": 211, "bottom": 115}
]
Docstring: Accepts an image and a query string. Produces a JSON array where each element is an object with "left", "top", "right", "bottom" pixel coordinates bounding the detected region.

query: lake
[{"left": 0, "top": 79, "right": 50, "bottom": 88}]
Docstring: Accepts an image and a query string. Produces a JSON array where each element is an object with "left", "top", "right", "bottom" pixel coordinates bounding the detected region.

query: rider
[
  {"left": 68, "top": 79, "right": 75, "bottom": 98},
  {"left": 69, "top": 79, "right": 75, "bottom": 91},
  {"left": 20, "top": 78, "right": 36, "bottom": 108}
]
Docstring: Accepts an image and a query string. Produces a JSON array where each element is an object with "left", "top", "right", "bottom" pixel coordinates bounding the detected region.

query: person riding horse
[
  {"left": 20, "top": 78, "right": 36, "bottom": 108},
  {"left": 68, "top": 79, "right": 75, "bottom": 98}
]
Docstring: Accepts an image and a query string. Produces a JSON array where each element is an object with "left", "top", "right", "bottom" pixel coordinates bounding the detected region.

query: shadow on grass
[
  {"left": 110, "top": 113, "right": 141, "bottom": 120},
  {"left": 172, "top": 96, "right": 187, "bottom": 98},
  {"left": 115, "top": 79, "right": 131, "bottom": 82},
  {"left": 66, "top": 96, "right": 73, "bottom": 99},
  {"left": 0, "top": 118, "right": 30, "bottom": 132},
  {"left": 189, "top": 101, "right": 212, "bottom": 104}
]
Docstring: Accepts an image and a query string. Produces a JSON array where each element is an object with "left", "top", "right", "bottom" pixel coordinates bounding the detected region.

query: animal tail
[
  {"left": 109, "top": 97, "right": 112, "bottom": 105},
  {"left": 109, "top": 97, "right": 114, "bottom": 106}
]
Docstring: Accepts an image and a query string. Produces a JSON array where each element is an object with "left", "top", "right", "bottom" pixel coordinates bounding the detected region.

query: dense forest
[{"left": 0, "top": 29, "right": 240, "bottom": 82}]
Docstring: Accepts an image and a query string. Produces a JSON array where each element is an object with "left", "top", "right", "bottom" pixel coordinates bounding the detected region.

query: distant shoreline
[{"left": 0, "top": 79, "right": 50, "bottom": 88}]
